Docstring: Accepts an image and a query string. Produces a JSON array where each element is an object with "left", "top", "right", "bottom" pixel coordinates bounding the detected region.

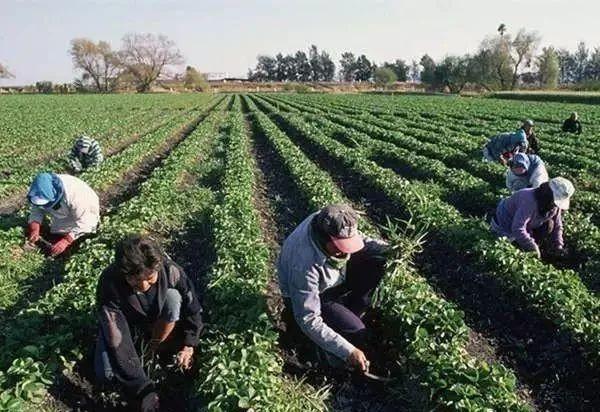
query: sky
[{"left": 1, "top": 0, "right": 599, "bottom": 85}]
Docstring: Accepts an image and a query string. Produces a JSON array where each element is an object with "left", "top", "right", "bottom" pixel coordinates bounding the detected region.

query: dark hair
[
  {"left": 534, "top": 182, "right": 555, "bottom": 215},
  {"left": 115, "top": 234, "right": 163, "bottom": 277}
]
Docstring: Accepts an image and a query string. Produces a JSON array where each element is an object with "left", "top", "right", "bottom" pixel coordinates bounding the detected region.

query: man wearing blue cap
[
  {"left": 506, "top": 153, "right": 549, "bottom": 193},
  {"left": 26, "top": 172, "right": 100, "bottom": 257}
]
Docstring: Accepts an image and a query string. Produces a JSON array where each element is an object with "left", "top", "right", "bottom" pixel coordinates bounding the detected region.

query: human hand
[
  {"left": 50, "top": 234, "right": 74, "bottom": 257},
  {"left": 140, "top": 391, "right": 159, "bottom": 412},
  {"left": 27, "top": 221, "right": 41, "bottom": 243},
  {"left": 347, "top": 348, "right": 369, "bottom": 373},
  {"left": 176, "top": 346, "right": 194, "bottom": 370}
]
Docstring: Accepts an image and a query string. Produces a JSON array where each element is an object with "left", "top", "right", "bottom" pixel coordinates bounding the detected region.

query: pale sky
[{"left": 1, "top": 0, "right": 598, "bottom": 85}]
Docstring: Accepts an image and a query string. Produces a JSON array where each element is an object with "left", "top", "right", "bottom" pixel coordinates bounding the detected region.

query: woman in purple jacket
[{"left": 490, "top": 177, "right": 574, "bottom": 258}]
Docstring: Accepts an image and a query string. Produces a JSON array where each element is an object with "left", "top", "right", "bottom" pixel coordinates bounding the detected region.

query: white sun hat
[{"left": 549, "top": 177, "right": 575, "bottom": 210}]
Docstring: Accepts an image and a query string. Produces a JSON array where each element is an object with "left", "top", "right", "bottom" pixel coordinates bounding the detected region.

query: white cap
[{"left": 549, "top": 177, "right": 575, "bottom": 210}]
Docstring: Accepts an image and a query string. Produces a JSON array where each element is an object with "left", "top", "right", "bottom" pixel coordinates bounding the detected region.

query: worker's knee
[{"left": 160, "top": 288, "right": 182, "bottom": 323}]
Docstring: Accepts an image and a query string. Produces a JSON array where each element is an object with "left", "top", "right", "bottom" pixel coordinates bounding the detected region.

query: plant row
[
  {"left": 0, "top": 101, "right": 227, "bottom": 410},
  {"left": 247, "top": 95, "right": 530, "bottom": 411}
]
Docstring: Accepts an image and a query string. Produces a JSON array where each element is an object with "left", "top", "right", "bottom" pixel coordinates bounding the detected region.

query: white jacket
[
  {"left": 29, "top": 174, "right": 100, "bottom": 239},
  {"left": 506, "top": 164, "right": 549, "bottom": 193}
]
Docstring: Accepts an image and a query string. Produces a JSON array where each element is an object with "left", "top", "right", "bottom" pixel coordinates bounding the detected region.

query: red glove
[
  {"left": 27, "top": 221, "right": 41, "bottom": 243},
  {"left": 50, "top": 234, "right": 74, "bottom": 257}
]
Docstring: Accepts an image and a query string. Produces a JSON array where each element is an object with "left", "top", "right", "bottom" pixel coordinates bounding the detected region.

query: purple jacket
[{"left": 492, "top": 188, "right": 563, "bottom": 252}]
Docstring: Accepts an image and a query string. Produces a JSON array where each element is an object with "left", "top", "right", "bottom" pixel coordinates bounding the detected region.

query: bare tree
[
  {"left": 510, "top": 29, "right": 541, "bottom": 89},
  {"left": 69, "top": 38, "right": 120, "bottom": 92},
  {"left": 0, "top": 62, "right": 14, "bottom": 79},
  {"left": 119, "top": 33, "right": 184, "bottom": 92}
]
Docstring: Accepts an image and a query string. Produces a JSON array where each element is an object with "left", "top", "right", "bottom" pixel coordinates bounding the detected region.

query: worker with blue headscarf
[
  {"left": 26, "top": 172, "right": 100, "bottom": 256},
  {"left": 505, "top": 153, "right": 549, "bottom": 193}
]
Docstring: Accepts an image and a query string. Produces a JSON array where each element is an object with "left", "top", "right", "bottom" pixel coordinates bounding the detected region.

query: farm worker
[
  {"left": 505, "top": 153, "right": 549, "bottom": 193},
  {"left": 68, "top": 135, "right": 104, "bottom": 173},
  {"left": 483, "top": 119, "right": 533, "bottom": 164},
  {"left": 277, "top": 204, "right": 388, "bottom": 373},
  {"left": 26, "top": 172, "right": 99, "bottom": 257},
  {"left": 94, "top": 234, "right": 204, "bottom": 412},
  {"left": 490, "top": 177, "right": 574, "bottom": 259},
  {"left": 562, "top": 112, "right": 582, "bottom": 134}
]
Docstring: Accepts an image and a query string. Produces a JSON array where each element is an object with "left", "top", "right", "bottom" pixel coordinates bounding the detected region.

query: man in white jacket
[
  {"left": 26, "top": 172, "right": 100, "bottom": 257},
  {"left": 506, "top": 153, "right": 549, "bottom": 193},
  {"left": 277, "top": 204, "right": 387, "bottom": 373}
]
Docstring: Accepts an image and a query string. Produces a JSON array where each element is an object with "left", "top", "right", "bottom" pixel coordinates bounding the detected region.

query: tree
[
  {"left": 573, "top": 41, "right": 589, "bottom": 82},
  {"left": 419, "top": 54, "right": 436, "bottom": 85},
  {"left": 118, "top": 33, "right": 184, "bottom": 92},
  {"left": 339, "top": 52, "right": 357, "bottom": 82},
  {"left": 0, "top": 62, "right": 14, "bottom": 79},
  {"left": 382, "top": 59, "right": 409, "bottom": 81},
  {"left": 249, "top": 55, "right": 277, "bottom": 81},
  {"left": 586, "top": 47, "right": 600, "bottom": 81},
  {"left": 432, "top": 55, "right": 470, "bottom": 93},
  {"left": 557, "top": 48, "right": 577, "bottom": 84},
  {"left": 374, "top": 67, "right": 397, "bottom": 88},
  {"left": 69, "top": 38, "right": 120, "bottom": 92},
  {"left": 510, "top": 29, "right": 541, "bottom": 89},
  {"left": 537, "top": 47, "right": 559, "bottom": 88},
  {"left": 294, "top": 51, "right": 311, "bottom": 81},
  {"left": 355, "top": 55, "right": 374, "bottom": 81},
  {"left": 498, "top": 23, "right": 507, "bottom": 37},
  {"left": 409, "top": 60, "right": 420, "bottom": 82},
  {"left": 183, "top": 66, "right": 209, "bottom": 91},
  {"left": 320, "top": 51, "right": 336, "bottom": 81},
  {"left": 35, "top": 81, "right": 53, "bottom": 94},
  {"left": 308, "top": 45, "right": 323, "bottom": 81}
]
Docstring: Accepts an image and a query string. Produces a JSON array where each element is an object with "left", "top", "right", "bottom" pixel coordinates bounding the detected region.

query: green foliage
[{"left": 374, "top": 67, "right": 397, "bottom": 89}]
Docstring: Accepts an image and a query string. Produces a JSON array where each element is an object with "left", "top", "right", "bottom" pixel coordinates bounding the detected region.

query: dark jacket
[
  {"left": 96, "top": 256, "right": 203, "bottom": 397},
  {"left": 527, "top": 132, "right": 540, "bottom": 154},
  {"left": 562, "top": 118, "right": 582, "bottom": 134}
]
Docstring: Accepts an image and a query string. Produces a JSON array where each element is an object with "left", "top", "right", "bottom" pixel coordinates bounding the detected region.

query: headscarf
[{"left": 27, "top": 173, "right": 64, "bottom": 208}]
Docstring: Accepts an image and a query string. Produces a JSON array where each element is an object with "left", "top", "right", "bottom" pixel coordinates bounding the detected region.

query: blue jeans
[{"left": 94, "top": 288, "right": 182, "bottom": 382}]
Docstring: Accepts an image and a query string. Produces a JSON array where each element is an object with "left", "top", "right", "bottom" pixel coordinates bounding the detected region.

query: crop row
[
  {"left": 251, "top": 96, "right": 600, "bottom": 371},
  {"left": 0, "top": 94, "right": 207, "bottom": 201},
  {"left": 246, "top": 96, "right": 529, "bottom": 411},
  {"left": 195, "top": 97, "right": 327, "bottom": 411},
  {"left": 0, "top": 100, "right": 227, "bottom": 410},
  {"left": 0, "top": 97, "right": 224, "bottom": 315}
]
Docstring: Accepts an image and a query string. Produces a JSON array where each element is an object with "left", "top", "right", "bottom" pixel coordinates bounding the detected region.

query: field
[{"left": 0, "top": 92, "right": 599, "bottom": 411}]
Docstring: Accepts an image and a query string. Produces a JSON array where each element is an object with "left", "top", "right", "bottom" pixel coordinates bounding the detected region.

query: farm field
[{"left": 0, "top": 92, "right": 599, "bottom": 411}]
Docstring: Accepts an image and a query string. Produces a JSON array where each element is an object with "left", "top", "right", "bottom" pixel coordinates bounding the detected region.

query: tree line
[{"left": 247, "top": 25, "right": 600, "bottom": 92}]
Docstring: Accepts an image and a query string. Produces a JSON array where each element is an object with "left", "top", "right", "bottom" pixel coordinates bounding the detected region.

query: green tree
[
  {"left": 355, "top": 55, "right": 374, "bottom": 81},
  {"left": 339, "top": 52, "right": 357, "bottom": 81},
  {"left": 374, "top": 67, "right": 397, "bottom": 88},
  {"left": 419, "top": 54, "right": 436, "bottom": 85},
  {"left": 537, "top": 47, "right": 559, "bottom": 89},
  {"left": 183, "top": 66, "right": 209, "bottom": 91}
]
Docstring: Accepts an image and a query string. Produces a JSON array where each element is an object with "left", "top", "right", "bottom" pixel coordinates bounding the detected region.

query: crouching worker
[
  {"left": 278, "top": 204, "right": 388, "bottom": 374},
  {"left": 26, "top": 172, "right": 99, "bottom": 257},
  {"left": 95, "top": 234, "right": 204, "bottom": 412},
  {"left": 490, "top": 177, "right": 574, "bottom": 259},
  {"left": 483, "top": 119, "right": 533, "bottom": 164},
  {"left": 562, "top": 112, "right": 582, "bottom": 134},
  {"left": 68, "top": 135, "right": 103, "bottom": 173},
  {"left": 506, "top": 153, "right": 549, "bottom": 193}
]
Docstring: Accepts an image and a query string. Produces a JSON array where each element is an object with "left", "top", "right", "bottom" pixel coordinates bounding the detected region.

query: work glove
[
  {"left": 27, "top": 221, "right": 41, "bottom": 243},
  {"left": 50, "top": 234, "right": 74, "bottom": 257}
]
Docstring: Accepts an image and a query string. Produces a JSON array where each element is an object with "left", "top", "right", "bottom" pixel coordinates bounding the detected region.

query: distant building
[{"left": 205, "top": 72, "right": 228, "bottom": 81}]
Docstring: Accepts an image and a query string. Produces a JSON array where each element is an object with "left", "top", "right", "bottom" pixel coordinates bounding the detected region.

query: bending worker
[
  {"left": 562, "top": 112, "right": 582, "bottom": 134},
  {"left": 68, "top": 135, "right": 104, "bottom": 173},
  {"left": 506, "top": 153, "right": 549, "bottom": 193},
  {"left": 26, "top": 172, "right": 99, "bottom": 256},
  {"left": 490, "top": 177, "right": 574, "bottom": 259},
  {"left": 95, "top": 234, "right": 204, "bottom": 412},
  {"left": 483, "top": 119, "right": 534, "bottom": 164},
  {"left": 277, "top": 204, "right": 388, "bottom": 373}
]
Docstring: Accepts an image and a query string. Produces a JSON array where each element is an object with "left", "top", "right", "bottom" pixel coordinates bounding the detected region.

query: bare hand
[
  {"left": 176, "top": 346, "right": 194, "bottom": 370},
  {"left": 140, "top": 392, "right": 159, "bottom": 412},
  {"left": 347, "top": 348, "right": 369, "bottom": 373}
]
